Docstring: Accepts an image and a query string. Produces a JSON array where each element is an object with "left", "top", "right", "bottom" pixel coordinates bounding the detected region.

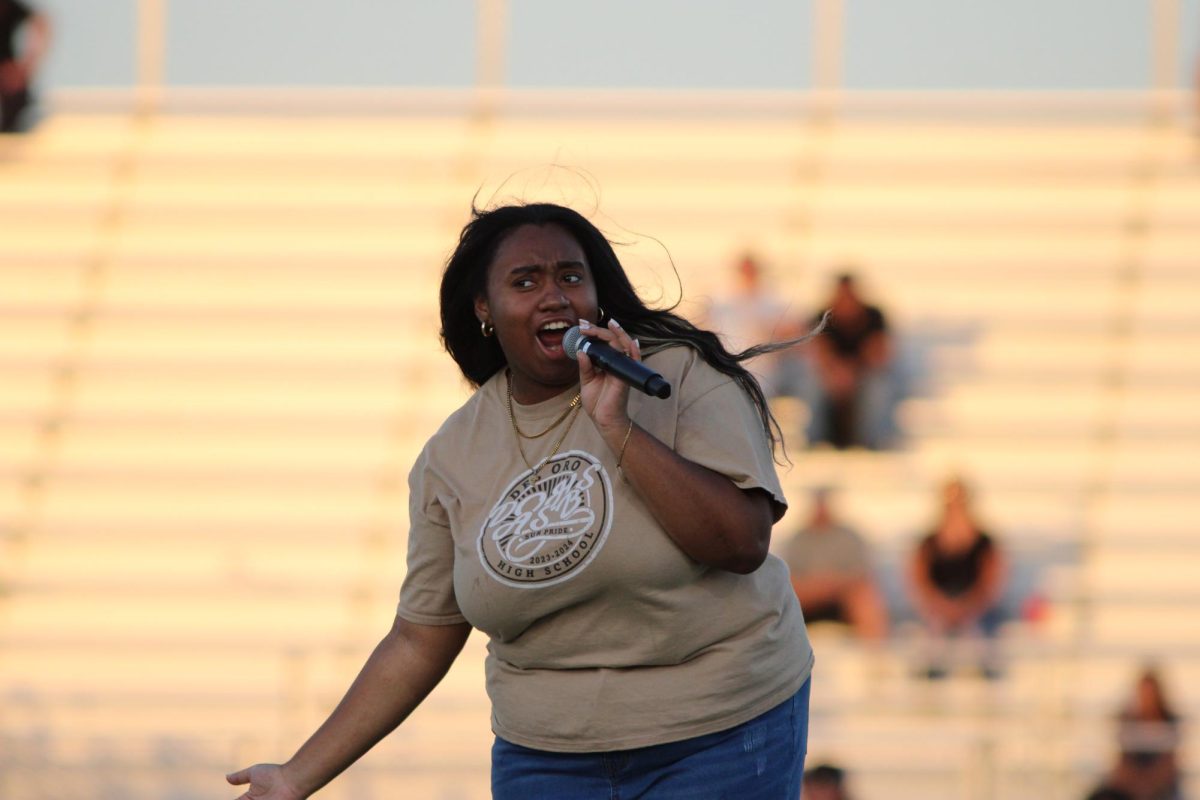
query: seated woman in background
[
  {"left": 1104, "top": 665, "right": 1183, "bottom": 800},
  {"left": 906, "top": 476, "right": 1007, "bottom": 679}
]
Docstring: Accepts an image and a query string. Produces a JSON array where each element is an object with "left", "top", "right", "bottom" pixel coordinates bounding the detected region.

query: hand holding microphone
[{"left": 563, "top": 322, "right": 671, "bottom": 399}]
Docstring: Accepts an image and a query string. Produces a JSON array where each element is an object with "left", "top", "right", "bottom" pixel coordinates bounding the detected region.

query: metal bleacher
[{"left": 1, "top": 96, "right": 1198, "bottom": 799}]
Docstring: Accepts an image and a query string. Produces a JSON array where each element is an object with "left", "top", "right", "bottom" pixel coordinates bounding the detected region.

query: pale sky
[{"left": 36, "top": 0, "right": 1200, "bottom": 90}]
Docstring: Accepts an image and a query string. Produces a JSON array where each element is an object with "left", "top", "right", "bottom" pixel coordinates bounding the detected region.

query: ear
[{"left": 473, "top": 295, "right": 490, "bottom": 324}]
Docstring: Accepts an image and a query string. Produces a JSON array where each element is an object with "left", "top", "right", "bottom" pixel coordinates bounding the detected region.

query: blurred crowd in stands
[
  {"left": 781, "top": 480, "right": 1006, "bottom": 680},
  {"left": 707, "top": 252, "right": 1188, "bottom": 799},
  {"left": 706, "top": 258, "right": 899, "bottom": 451}
]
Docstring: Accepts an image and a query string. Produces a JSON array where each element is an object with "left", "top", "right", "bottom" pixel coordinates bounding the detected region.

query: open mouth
[{"left": 536, "top": 320, "right": 572, "bottom": 353}]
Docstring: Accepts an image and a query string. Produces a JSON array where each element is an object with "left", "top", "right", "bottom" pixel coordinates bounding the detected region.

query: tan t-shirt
[{"left": 398, "top": 345, "right": 813, "bottom": 752}]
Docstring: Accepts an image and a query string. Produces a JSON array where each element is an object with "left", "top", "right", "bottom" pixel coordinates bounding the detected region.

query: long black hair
[{"left": 439, "top": 202, "right": 822, "bottom": 459}]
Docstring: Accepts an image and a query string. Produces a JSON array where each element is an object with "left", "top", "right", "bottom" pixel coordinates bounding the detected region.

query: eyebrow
[{"left": 507, "top": 260, "right": 586, "bottom": 276}]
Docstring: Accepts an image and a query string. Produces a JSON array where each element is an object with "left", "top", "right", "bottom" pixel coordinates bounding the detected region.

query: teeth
[{"left": 540, "top": 321, "right": 569, "bottom": 332}]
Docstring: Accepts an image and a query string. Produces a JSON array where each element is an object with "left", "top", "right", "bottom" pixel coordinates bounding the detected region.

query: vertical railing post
[
  {"left": 813, "top": 0, "right": 844, "bottom": 119},
  {"left": 476, "top": 0, "right": 508, "bottom": 119},
  {"left": 1150, "top": 0, "right": 1182, "bottom": 120},
  {"left": 137, "top": 0, "right": 166, "bottom": 115}
]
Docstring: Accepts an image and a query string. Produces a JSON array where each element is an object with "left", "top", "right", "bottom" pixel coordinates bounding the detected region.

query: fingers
[
  {"left": 607, "top": 318, "right": 638, "bottom": 360},
  {"left": 576, "top": 349, "right": 598, "bottom": 383},
  {"left": 579, "top": 317, "right": 639, "bottom": 360}
]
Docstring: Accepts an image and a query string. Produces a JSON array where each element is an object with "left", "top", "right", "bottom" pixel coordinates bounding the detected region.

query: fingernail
[
  {"left": 609, "top": 318, "right": 622, "bottom": 328},
  {"left": 579, "top": 319, "right": 591, "bottom": 329},
  {"left": 634, "top": 338, "right": 640, "bottom": 348}
]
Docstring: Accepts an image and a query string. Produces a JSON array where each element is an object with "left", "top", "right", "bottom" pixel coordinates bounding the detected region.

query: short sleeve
[
  {"left": 674, "top": 375, "right": 787, "bottom": 522},
  {"left": 396, "top": 449, "right": 467, "bottom": 625}
]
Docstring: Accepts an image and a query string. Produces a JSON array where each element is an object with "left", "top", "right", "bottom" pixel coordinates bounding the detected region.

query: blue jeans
[{"left": 491, "top": 678, "right": 810, "bottom": 800}]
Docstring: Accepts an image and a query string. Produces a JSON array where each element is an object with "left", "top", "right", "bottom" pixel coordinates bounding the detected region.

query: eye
[
  {"left": 513, "top": 277, "right": 536, "bottom": 289},
  {"left": 561, "top": 272, "right": 584, "bottom": 285}
]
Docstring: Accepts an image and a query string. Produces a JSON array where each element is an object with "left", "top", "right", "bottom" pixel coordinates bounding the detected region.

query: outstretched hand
[
  {"left": 226, "top": 763, "right": 304, "bottom": 800},
  {"left": 576, "top": 317, "right": 638, "bottom": 437}
]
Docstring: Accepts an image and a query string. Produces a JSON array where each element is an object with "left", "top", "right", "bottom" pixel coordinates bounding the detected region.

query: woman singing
[{"left": 228, "top": 202, "right": 815, "bottom": 799}]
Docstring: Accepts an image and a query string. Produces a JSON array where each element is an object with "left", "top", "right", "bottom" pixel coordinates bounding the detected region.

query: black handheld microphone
[{"left": 562, "top": 326, "right": 672, "bottom": 399}]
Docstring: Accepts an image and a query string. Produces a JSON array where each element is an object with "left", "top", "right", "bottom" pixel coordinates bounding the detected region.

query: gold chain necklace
[
  {"left": 506, "top": 372, "right": 583, "bottom": 479},
  {"left": 507, "top": 377, "right": 581, "bottom": 439}
]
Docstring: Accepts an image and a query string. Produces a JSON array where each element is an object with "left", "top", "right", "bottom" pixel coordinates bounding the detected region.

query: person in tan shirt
[
  {"left": 783, "top": 488, "right": 889, "bottom": 641},
  {"left": 227, "top": 202, "right": 819, "bottom": 799}
]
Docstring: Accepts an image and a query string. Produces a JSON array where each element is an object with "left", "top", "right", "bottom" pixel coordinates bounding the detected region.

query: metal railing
[{"left": 119, "top": 0, "right": 1191, "bottom": 117}]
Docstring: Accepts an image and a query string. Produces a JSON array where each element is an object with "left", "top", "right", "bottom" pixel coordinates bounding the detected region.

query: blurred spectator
[
  {"left": 704, "top": 252, "right": 796, "bottom": 398},
  {"left": 0, "top": 0, "right": 50, "bottom": 133},
  {"left": 1195, "top": 41, "right": 1200, "bottom": 135},
  {"left": 1102, "top": 665, "right": 1183, "bottom": 800},
  {"left": 907, "top": 477, "right": 1007, "bottom": 679},
  {"left": 802, "top": 272, "right": 896, "bottom": 449},
  {"left": 1084, "top": 788, "right": 1135, "bottom": 800},
  {"left": 782, "top": 488, "right": 888, "bottom": 641},
  {"left": 803, "top": 763, "right": 853, "bottom": 800}
]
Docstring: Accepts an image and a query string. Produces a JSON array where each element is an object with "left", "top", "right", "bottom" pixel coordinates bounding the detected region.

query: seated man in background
[
  {"left": 783, "top": 488, "right": 889, "bottom": 641},
  {"left": 802, "top": 272, "right": 896, "bottom": 449}
]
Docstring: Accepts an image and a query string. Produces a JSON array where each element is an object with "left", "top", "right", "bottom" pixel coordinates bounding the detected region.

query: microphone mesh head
[{"left": 562, "top": 326, "right": 583, "bottom": 360}]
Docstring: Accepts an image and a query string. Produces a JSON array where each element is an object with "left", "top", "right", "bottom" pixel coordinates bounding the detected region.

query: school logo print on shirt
[{"left": 477, "top": 449, "right": 613, "bottom": 588}]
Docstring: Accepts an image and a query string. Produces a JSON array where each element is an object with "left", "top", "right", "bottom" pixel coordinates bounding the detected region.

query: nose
[{"left": 538, "top": 285, "right": 569, "bottom": 310}]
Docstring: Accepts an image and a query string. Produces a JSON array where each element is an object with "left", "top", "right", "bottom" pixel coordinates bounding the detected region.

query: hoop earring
[
  {"left": 598, "top": 307, "right": 607, "bottom": 323},
  {"left": 481, "top": 320, "right": 494, "bottom": 337}
]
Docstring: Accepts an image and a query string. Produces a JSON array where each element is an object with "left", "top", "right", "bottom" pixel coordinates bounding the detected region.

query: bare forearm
[
  {"left": 908, "top": 558, "right": 947, "bottom": 619},
  {"left": 791, "top": 573, "right": 848, "bottom": 607},
  {"left": 960, "top": 557, "right": 1005, "bottom": 619},
  {"left": 862, "top": 332, "right": 891, "bottom": 369},
  {"left": 576, "top": 324, "right": 772, "bottom": 573},
  {"left": 605, "top": 422, "right": 772, "bottom": 573},
  {"left": 282, "top": 620, "right": 470, "bottom": 797}
]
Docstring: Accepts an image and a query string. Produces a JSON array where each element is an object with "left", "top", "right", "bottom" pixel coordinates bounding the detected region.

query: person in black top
[
  {"left": 0, "top": 0, "right": 50, "bottom": 133},
  {"left": 1103, "top": 665, "right": 1183, "bottom": 800},
  {"left": 1084, "top": 788, "right": 1135, "bottom": 800},
  {"left": 907, "top": 477, "right": 1007, "bottom": 678},
  {"left": 802, "top": 763, "right": 854, "bottom": 800},
  {"left": 801, "top": 272, "right": 895, "bottom": 449}
]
